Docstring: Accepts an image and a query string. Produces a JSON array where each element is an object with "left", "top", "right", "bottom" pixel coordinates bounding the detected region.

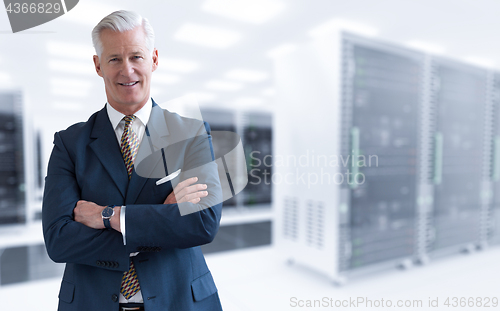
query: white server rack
[
  {"left": 426, "top": 58, "right": 489, "bottom": 257},
  {"left": 273, "top": 30, "right": 493, "bottom": 283}
]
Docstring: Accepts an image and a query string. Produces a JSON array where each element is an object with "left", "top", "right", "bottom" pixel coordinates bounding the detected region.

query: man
[{"left": 42, "top": 10, "right": 223, "bottom": 311}]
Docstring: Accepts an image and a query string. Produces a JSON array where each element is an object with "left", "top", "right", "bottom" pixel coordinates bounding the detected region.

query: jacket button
[
  {"left": 96, "top": 260, "right": 101, "bottom": 266},
  {"left": 111, "top": 294, "right": 118, "bottom": 302}
]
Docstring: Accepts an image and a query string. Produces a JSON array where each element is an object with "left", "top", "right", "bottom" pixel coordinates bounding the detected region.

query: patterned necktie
[
  {"left": 120, "top": 115, "right": 139, "bottom": 179},
  {"left": 119, "top": 115, "right": 141, "bottom": 299}
]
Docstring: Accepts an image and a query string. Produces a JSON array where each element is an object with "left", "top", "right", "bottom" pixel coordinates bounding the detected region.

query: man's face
[{"left": 93, "top": 26, "right": 158, "bottom": 114}]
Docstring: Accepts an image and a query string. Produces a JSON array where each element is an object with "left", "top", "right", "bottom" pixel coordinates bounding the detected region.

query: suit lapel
[
  {"left": 126, "top": 170, "right": 145, "bottom": 204},
  {"left": 126, "top": 100, "right": 171, "bottom": 204},
  {"left": 89, "top": 107, "right": 128, "bottom": 199}
]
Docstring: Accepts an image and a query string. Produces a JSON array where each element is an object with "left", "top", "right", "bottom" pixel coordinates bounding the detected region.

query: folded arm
[
  {"left": 122, "top": 122, "right": 223, "bottom": 253},
  {"left": 42, "top": 132, "right": 129, "bottom": 270},
  {"left": 43, "top": 121, "right": 223, "bottom": 261}
]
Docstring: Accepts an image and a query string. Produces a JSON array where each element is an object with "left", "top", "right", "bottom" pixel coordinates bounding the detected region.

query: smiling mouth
[{"left": 119, "top": 81, "right": 139, "bottom": 86}]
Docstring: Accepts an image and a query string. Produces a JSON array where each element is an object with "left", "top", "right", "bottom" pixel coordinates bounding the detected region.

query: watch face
[{"left": 102, "top": 206, "right": 114, "bottom": 219}]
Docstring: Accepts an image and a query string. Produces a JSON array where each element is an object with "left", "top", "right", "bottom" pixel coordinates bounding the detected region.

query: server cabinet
[
  {"left": 428, "top": 59, "right": 487, "bottom": 255},
  {"left": 274, "top": 28, "right": 498, "bottom": 282},
  {"left": 274, "top": 31, "right": 424, "bottom": 283},
  {"left": 201, "top": 108, "right": 274, "bottom": 209},
  {"left": 200, "top": 108, "right": 238, "bottom": 207},
  {"left": 0, "top": 92, "right": 25, "bottom": 224},
  {"left": 242, "top": 112, "right": 272, "bottom": 206},
  {"left": 340, "top": 38, "right": 422, "bottom": 271}
]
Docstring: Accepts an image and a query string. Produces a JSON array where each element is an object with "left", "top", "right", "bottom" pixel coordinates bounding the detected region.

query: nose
[{"left": 120, "top": 59, "right": 134, "bottom": 76}]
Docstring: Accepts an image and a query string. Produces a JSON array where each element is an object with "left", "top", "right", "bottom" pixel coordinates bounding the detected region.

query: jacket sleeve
[
  {"left": 42, "top": 131, "right": 129, "bottom": 270},
  {"left": 123, "top": 121, "right": 223, "bottom": 254}
]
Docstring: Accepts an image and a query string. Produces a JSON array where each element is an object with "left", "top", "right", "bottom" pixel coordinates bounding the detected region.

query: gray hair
[{"left": 92, "top": 10, "right": 155, "bottom": 58}]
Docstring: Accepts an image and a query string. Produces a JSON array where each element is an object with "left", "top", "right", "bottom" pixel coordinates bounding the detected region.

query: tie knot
[{"left": 123, "top": 115, "right": 136, "bottom": 126}]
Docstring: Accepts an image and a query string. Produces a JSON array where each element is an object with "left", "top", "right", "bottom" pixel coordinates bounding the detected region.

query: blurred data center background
[{"left": 1, "top": 0, "right": 500, "bottom": 310}]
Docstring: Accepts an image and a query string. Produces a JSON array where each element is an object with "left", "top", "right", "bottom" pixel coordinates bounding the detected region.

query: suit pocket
[
  {"left": 191, "top": 271, "right": 217, "bottom": 302},
  {"left": 153, "top": 179, "right": 172, "bottom": 195},
  {"left": 59, "top": 280, "right": 75, "bottom": 303}
]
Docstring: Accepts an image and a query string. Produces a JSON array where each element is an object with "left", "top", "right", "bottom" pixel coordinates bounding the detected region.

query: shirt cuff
[{"left": 120, "top": 205, "right": 126, "bottom": 245}]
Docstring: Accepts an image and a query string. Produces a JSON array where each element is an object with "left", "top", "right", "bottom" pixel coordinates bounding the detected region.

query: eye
[
  {"left": 109, "top": 58, "right": 118, "bottom": 62},
  {"left": 133, "top": 56, "right": 143, "bottom": 59}
]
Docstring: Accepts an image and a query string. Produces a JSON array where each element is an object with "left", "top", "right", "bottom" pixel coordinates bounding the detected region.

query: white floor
[{"left": 2, "top": 245, "right": 500, "bottom": 310}]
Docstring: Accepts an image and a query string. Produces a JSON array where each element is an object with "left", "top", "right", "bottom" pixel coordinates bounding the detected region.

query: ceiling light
[
  {"left": 309, "top": 18, "right": 379, "bottom": 38},
  {"left": 406, "top": 40, "right": 446, "bottom": 55},
  {"left": 50, "top": 77, "right": 92, "bottom": 97},
  {"left": 153, "top": 73, "right": 180, "bottom": 84},
  {"left": 50, "top": 77, "right": 92, "bottom": 89},
  {"left": 51, "top": 87, "right": 89, "bottom": 97},
  {"left": 174, "top": 23, "right": 241, "bottom": 49},
  {"left": 267, "top": 43, "right": 297, "bottom": 58},
  {"left": 225, "top": 69, "right": 269, "bottom": 82},
  {"left": 52, "top": 101, "right": 84, "bottom": 112},
  {"left": 202, "top": 0, "right": 285, "bottom": 24},
  {"left": 47, "top": 41, "right": 95, "bottom": 60},
  {"left": 48, "top": 59, "right": 96, "bottom": 75},
  {"left": 262, "top": 88, "right": 275, "bottom": 96},
  {"left": 162, "top": 58, "right": 199, "bottom": 73},
  {"left": 463, "top": 57, "right": 496, "bottom": 68},
  {"left": 205, "top": 80, "right": 243, "bottom": 91}
]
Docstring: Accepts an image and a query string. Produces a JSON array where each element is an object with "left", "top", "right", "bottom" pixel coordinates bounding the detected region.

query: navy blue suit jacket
[{"left": 42, "top": 100, "right": 223, "bottom": 311}]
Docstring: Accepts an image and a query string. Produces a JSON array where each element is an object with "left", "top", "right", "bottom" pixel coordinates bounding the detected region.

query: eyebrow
[{"left": 106, "top": 51, "right": 144, "bottom": 59}]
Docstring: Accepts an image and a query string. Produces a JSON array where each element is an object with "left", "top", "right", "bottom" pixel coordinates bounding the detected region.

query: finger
[
  {"left": 173, "top": 177, "right": 198, "bottom": 193},
  {"left": 175, "top": 183, "right": 207, "bottom": 199},
  {"left": 163, "top": 192, "right": 177, "bottom": 204},
  {"left": 175, "top": 185, "right": 207, "bottom": 202},
  {"left": 187, "top": 197, "right": 201, "bottom": 204},
  {"left": 73, "top": 207, "right": 81, "bottom": 220},
  {"left": 177, "top": 190, "right": 208, "bottom": 203}
]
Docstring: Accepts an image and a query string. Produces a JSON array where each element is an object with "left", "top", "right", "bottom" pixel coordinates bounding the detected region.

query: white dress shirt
[{"left": 106, "top": 98, "right": 152, "bottom": 303}]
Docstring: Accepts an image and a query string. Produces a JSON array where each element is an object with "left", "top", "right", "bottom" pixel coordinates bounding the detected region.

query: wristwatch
[{"left": 101, "top": 205, "right": 116, "bottom": 229}]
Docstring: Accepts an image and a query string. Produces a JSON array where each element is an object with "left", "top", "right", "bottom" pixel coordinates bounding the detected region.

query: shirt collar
[{"left": 106, "top": 98, "right": 153, "bottom": 130}]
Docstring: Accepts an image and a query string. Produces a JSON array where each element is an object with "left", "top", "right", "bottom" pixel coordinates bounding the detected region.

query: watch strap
[
  {"left": 102, "top": 205, "right": 116, "bottom": 229},
  {"left": 104, "top": 218, "right": 111, "bottom": 229}
]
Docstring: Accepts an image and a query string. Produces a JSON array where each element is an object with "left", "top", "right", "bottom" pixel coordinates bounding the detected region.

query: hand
[
  {"left": 164, "top": 177, "right": 208, "bottom": 204},
  {"left": 73, "top": 200, "right": 106, "bottom": 229}
]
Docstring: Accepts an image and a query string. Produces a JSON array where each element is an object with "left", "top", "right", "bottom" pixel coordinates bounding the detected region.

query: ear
[
  {"left": 93, "top": 55, "right": 103, "bottom": 77},
  {"left": 151, "top": 48, "right": 159, "bottom": 72}
]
